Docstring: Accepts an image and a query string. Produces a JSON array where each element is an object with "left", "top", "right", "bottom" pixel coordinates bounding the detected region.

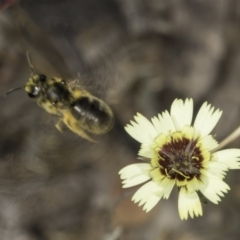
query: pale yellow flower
[{"left": 119, "top": 98, "right": 240, "bottom": 220}]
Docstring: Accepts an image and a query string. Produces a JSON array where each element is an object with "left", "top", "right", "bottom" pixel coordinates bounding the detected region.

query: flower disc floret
[{"left": 152, "top": 130, "right": 204, "bottom": 183}]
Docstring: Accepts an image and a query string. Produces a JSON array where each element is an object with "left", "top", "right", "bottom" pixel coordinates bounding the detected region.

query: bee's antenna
[
  {"left": 6, "top": 52, "right": 33, "bottom": 97},
  {"left": 5, "top": 86, "right": 25, "bottom": 96},
  {"left": 26, "top": 51, "right": 34, "bottom": 75}
]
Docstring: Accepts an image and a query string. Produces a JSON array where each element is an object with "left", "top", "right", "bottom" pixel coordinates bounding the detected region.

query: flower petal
[
  {"left": 142, "top": 195, "right": 161, "bottom": 212},
  {"left": 212, "top": 149, "right": 240, "bottom": 169},
  {"left": 199, "top": 135, "right": 218, "bottom": 151},
  {"left": 160, "top": 177, "right": 175, "bottom": 199},
  {"left": 199, "top": 176, "right": 230, "bottom": 204},
  {"left": 151, "top": 111, "right": 176, "bottom": 135},
  {"left": 201, "top": 161, "right": 228, "bottom": 180},
  {"left": 125, "top": 113, "right": 158, "bottom": 144},
  {"left": 150, "top": 168, "right": 165, "bottom": 181},
  {"left": 132, "top": 181, "right": 161, "bottom": 212},
  {"left": 138, "top": 144, "right": 154, "bottom": 158},
  {"left": 119, "top": 163, "right": 152, "bottom": 188},
  {"left": 200, "top": 168, "right": 225, "bottom": 180},
  {"left": 171, "top": 98, "right": 193, "bottom": 131},
  {"left": 186, "top": 177, "right": 201, "bottom": 192},
  {"left": 194, "top": 102, "right": 222, "bottom": 136},
  {"left": 178, "top": 187, "right": 202, "bottom": 220}
]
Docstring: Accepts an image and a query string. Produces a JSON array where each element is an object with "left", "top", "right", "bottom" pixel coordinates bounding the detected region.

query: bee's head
[
  {"left": 24, "top": 74, "right": 47, "bottom": 98},
  {"left": 6, "top": 53, "right": 49, "bottom": 98},
  {"left": 5, "top": 73, "right": 47, "bottom": 97}
]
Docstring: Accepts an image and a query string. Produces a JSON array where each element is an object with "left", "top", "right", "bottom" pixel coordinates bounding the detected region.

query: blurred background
[{"left": 1, "top": 0, "right": 240, "bottom": 239}]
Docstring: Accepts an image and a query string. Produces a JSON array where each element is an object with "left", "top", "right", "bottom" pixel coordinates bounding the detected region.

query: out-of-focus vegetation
[{"left": 1, "top": 0, "right": 240, "bottom": 239}]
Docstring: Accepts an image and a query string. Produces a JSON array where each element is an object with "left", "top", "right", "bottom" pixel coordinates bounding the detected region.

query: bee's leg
[
  {"left": 62, "top": 118, "right": 97, "bottom": 143},
  {"left": 72, "top": 127, "right": 97, "bottom": 143},
  {"left": 55, "top": 119, "right": 64, "bottom": 133}
]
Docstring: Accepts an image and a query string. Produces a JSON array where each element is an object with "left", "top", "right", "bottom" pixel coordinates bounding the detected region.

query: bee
[{"left": 6, "top": 53, "right": 114, "bottom": 142}]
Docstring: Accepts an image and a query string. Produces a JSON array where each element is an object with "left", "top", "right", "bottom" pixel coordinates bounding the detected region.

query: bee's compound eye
[
  {"left": 61, "top": 80, "right": 66, "bottom": 85},
  {"left": 28, "top": 93, "right": 36, "bottom": 98},
  {"left": 27, "top": 86, "right": 41, "bottom": 98},
  {"left": 39, "top": 74, "right": 46, "bottom": 82}
]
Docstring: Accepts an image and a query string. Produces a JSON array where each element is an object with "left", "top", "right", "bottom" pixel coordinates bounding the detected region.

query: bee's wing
[
  {"left": 65, "top": 78, "right": 82, "bottom": 90},
  {"left": 65, "top": 76, "right": 106, "bottom": 99}
]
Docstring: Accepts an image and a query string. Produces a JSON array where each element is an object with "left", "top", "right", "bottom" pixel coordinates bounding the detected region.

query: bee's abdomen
[{"left": 71, "top": 97, "right": 113, "bottom": 133}]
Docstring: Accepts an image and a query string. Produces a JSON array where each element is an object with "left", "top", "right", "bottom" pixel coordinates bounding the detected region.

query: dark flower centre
[{"left": 158, "top": 136, "right": 204, "bottom": 181}]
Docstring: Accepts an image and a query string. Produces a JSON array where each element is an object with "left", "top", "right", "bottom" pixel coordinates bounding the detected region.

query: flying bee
[{"left": 6, "top": 54, "right": 114, "bottom": 142}]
